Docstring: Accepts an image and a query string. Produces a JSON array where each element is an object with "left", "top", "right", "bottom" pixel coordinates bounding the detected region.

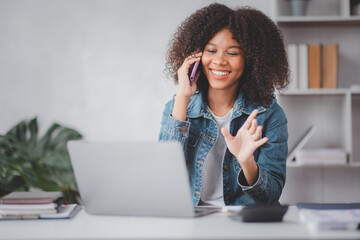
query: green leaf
[
  {"left": 40, "top": 152, "right": 72, "bottom": 170},
  {"left": 0, "top": 118, "right": 83, "bottom": 203},
  {"left": 28, "top": 118, "right": 39, "bottom": 149},
  {"left": 49, "top": 127, "right": 82, "bottom": 152},
  {"left": 6, "top": 120, "right": 28, "bottom": 144},
  {"left": 37, "top": 123, "right": 61, "bottom": 153},
  {"left": 0, "top": 175, "right": 26, "bottom": 197}
]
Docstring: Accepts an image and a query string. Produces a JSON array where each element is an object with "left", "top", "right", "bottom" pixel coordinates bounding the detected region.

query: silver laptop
[{"left": 67, "top": 141, "right": 217, "bottom": 217}]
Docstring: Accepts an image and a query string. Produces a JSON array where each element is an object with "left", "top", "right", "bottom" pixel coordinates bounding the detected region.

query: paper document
[
  {"left": 0, "top": 204, "right": 82, "bottom": 220},
  {"left": 297, "top": 203, "right": 360, "bottom": 230},
  {"left": 40, "top": 204, "right": 82, "bottom": 219}
]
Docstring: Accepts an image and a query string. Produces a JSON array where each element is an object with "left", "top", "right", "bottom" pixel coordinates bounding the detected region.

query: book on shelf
[
  {"left": 298, "top": 44, "right": 308, "bottom": 89},
  {"left": 0, "top": 191, "right": 81, "bottom": 219},
  {"left": 285, "top": 43, "right": 338, "bottom": 91},
  {"left": 321, "top": 44, "right": 338, "bottom": 89},
  {"left": 308, "top": 44, "right": 322, "bottom": 89},
  {"left": 287, "top": 44, "right": 298, "bottom": 90},
  {"left": 296, "top": 203, "right": 360, "bottom": 230}
]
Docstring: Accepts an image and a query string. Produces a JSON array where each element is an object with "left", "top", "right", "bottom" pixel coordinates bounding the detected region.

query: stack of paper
[
  {"left": 297, "top": 203, "right": 360, "bottom": 230},
  {"left": 0, "top": 202, "right": 59, "bottom": 216},
  {"left": 295, "top": 148, "right": 347, "bottom": 165},
  {"left": 0, "top": 191, "right": 81, "bottom": 219}
]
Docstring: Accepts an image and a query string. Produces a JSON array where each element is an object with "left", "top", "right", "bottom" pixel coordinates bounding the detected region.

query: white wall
[{"left": 0, "top": 0, "right": 270, "bottom": 141}]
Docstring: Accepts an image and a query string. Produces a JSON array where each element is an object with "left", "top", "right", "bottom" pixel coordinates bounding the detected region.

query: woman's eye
[
  {"left": 206, "top": 49, "right": 216, "bottom": 53},
  {"left": 228, "top": 52, "right": 239, "bottom": 56}
]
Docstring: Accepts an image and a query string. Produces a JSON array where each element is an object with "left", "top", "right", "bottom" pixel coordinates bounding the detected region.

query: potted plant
[{"left": 0, "top": 118, "right": 82, "bottom": 203}]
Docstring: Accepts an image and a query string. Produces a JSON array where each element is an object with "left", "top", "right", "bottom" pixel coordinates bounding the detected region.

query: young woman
[{"left": 159, "top": 3, "right": 290, "bottom": 206}]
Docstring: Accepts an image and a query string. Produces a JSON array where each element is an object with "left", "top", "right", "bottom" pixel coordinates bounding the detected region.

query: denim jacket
[{"left": 158, "top": 91, "right": 288, "bottom": 206}]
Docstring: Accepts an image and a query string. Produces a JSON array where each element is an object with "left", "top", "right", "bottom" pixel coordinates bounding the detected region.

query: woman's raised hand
[
  {"left": 221, "top": 109, "right": 268, "bottom": 166},
  {"left": 176, "top": 52, "right": 202, "bottom": 98}
]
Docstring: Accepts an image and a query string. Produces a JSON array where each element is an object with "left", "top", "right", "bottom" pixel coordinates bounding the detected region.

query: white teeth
[{"left": 211, "top": 70, "right": 230, "bottom": 76}]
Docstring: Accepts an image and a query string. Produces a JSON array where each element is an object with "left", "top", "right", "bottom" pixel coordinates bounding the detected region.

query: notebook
[{"left": 67, "top": 140, "right": 217, "bottom": 218}]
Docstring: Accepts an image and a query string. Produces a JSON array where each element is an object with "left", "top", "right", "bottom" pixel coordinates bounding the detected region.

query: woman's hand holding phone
[
  {"left": 176, "top": 52, "right": 202, "bottom": 98},
  {"left": 172, "top": 52, "right": 202, "bottom": 121}
]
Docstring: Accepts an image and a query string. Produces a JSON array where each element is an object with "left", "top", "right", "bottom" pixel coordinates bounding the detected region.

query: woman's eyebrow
[{"left": 206, "top": 43, "right": 241, "bottom": 49}]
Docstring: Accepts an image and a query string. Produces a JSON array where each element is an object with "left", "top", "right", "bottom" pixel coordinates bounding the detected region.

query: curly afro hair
[{"left": 165, "top": 3, "right": 290, "bottom": 107}]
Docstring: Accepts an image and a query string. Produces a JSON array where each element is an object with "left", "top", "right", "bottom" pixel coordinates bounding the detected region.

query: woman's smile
[{"left": 210, "top": 69, "right": 232, "bottom": 80}]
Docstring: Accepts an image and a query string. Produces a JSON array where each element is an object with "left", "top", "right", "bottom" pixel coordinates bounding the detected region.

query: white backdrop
[{"left": 0, "top": 0, "right": 270, "bottom": 141}]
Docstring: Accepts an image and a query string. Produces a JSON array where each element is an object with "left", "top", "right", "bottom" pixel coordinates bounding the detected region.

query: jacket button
[
  {"left": 224, "top": 164, "right": 229, "bottom": 171},
  {"left": 178, "top": 126, "right": 187, "bottom": 132}
]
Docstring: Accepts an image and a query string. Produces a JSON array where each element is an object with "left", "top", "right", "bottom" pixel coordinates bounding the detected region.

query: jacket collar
[{"left": 186, "top": 91, "right": 267, "bottom": 119}]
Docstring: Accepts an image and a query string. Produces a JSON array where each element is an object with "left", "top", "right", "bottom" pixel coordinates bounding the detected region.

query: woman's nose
[{"left": 212, "top": 53, "right": 227, "bottom": 65}]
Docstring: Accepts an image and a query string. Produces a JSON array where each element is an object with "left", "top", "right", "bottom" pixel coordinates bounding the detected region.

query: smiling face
[{"left": 201, "top": 28, "right": 245, "bottom": 94}]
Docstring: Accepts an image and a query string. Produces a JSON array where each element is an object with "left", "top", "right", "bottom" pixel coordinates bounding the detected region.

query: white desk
[{"left": 0, "top": 206, "right": 359, "bottom": 239}]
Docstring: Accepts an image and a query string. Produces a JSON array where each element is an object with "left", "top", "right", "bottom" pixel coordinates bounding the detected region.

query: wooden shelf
[
  {"left": 287, "top": 162, "right": 360, "bottom": 168},
  {"left": 279, "top": 88, "right": 349, "bottom": 96},
  {"left": 279, "top": 88, "right": 360, "bottom": 96},
  {"left": 274, "top": 1, "right": 360, "bottom": 165},
  {"left": 351, "top": 89, "right": 360, "bottom": 95},
  {"left": 273, "top": 0, "right": 360, "bottom": 203},
  {"left": 276, "top": 16, "right": 360, "bottom": 24}
]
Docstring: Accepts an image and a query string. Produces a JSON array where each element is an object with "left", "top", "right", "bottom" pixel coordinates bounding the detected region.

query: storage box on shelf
[{"left": 273, "top": 0, "right": 360, "bottom": 20}]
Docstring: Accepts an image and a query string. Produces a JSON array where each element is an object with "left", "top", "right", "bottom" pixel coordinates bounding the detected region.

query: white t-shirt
[{"left": 200, "top": 107, "right": 233, "bottom": 206}]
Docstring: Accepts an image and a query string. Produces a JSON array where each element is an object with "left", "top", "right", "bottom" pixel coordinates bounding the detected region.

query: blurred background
[{"left": 0, "top": 0, "right": 270, "bottom": 141}]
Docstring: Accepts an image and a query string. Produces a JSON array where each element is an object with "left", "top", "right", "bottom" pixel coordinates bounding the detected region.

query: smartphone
[{"left": 189, "top": 61, "right": 200, "bottom": 86}]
